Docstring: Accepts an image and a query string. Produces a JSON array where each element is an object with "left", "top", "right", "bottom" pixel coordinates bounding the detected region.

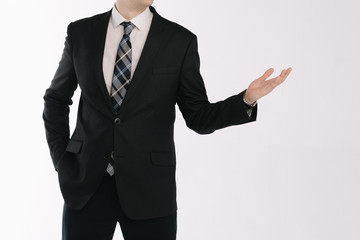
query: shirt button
[{"left": 114, "top": 118, "right": 121, "bottom": 124}]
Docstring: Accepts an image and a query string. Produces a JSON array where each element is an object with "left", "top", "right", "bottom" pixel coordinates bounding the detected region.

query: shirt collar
[{"left": 111, "top": 5, "right": 152, "bottom": 31}]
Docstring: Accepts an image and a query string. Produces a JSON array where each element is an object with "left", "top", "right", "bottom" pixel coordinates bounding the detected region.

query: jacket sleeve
[
  {"left": 43, "top": 23, "right": 78, "bottom": 170},
  {"left": 176, "top": 35, "right": 257, "bottom": 134}
]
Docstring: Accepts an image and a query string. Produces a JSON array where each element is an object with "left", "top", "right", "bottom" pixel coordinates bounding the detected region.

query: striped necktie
[{"left": 107, "top": 21, "right": 135, "bottom": 176}]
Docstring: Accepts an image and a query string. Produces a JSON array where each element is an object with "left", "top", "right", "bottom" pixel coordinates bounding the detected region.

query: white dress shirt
[{"left": 102, "top": 6, "right": 153, "bottom": 94}]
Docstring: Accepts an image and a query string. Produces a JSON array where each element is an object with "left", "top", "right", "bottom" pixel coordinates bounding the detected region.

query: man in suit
[{"left": 43, "top": 0, "right": 292, "bottom": 239}]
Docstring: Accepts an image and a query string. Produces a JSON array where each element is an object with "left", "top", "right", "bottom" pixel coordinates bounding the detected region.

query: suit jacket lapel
[{"left": 117, "top": 7, "right": 167, "bottom": 115}]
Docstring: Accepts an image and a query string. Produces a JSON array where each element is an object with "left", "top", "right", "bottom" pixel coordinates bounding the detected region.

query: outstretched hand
[{"left": 244, "top": 68, "right": 292, "bottom": 104}]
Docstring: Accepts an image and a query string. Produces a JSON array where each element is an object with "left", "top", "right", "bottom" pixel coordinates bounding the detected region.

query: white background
[{"left": 1, "top": 0, "right": 359, "bottom": 239}]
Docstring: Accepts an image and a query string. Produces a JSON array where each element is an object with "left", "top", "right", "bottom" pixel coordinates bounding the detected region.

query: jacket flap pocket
[
  {"left": 152, "top": 67, "right": 179, "bottom": 75},
  {"left": 151, "top": 151, "right": 175, "bottom": 167},
  {"left": 65, "top": 140, "right": 83, "bottom": 154}
]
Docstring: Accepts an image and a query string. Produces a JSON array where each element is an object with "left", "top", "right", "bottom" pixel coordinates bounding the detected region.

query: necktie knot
[{"left": 121, "top": 21, "right": 135, "bottom": 36}]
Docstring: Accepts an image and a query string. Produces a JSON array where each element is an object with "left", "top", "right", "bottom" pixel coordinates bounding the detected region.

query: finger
[
  {"left": 283, "top": 67, "right": 292, "bottom": 79},
  {"left": 259, "top": 68, "right": 274, "bottom": 81},
  {"left": 278, "top": 69, "right": 287, "bottom": 83},
  {"left": 278, "top": 69, "right": 286, "bottom": 80},
  {"left": 277, "top": 68, "right": 292, "bottom": 84},
  {"left": 281, "top": 69, "right": 287, "bottom": 77},
  {"left": 279, "top": 67, "right": 291, "bottom": 80}
]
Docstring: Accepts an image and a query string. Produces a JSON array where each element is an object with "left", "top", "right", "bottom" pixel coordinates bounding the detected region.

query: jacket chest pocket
[{"left": 152, "top": 67, "right": 179, "bottom": 75}]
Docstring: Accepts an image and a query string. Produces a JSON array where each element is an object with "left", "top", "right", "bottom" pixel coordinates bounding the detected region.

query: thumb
[{"left": 258, "top": 68, "right": 274, "bottom": 81}]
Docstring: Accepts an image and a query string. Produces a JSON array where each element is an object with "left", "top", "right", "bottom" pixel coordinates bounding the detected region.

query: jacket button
[
  {"left": 103, "top": 153, "right": 110, "bottom": 159},
  {"left": 114, "top": 118, "right": 121, "bottom": 124}
]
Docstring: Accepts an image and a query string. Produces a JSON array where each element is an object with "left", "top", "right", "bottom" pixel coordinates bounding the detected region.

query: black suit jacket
[{"left": 43, "top": 6, "right": 257, "bottom": 220}]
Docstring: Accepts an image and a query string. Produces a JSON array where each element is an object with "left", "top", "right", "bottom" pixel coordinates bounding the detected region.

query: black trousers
[{"left": 62, "top": 173, "right": 177, "bottom": 240}]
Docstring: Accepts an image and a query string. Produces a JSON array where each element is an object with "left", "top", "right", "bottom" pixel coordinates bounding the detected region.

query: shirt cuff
[
  {"left": 243, "top": 96, "right": 257, "bottom": 117},
  {"left": 243, "top": 96, "right": 257, "bottom": 108}
]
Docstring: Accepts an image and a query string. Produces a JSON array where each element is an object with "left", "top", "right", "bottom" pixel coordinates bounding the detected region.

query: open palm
[{"left": 244, "top": 67, "right": 292, "bottom": 104}]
